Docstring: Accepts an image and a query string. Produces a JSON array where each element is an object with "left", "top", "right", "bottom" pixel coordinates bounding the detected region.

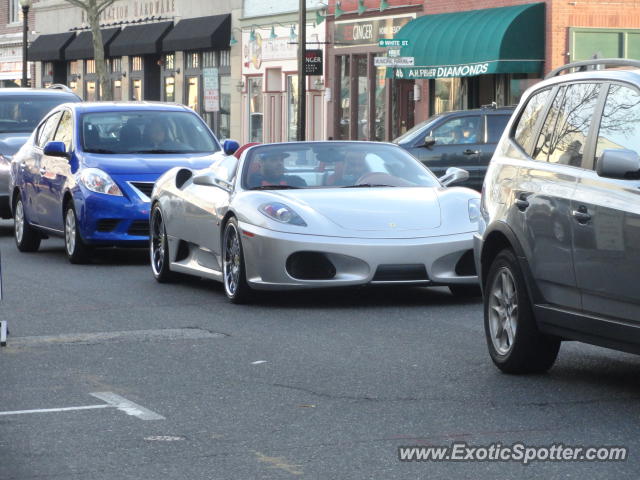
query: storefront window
[
  {"left": 187, "top": 77, "right": 199, "bottom": 112},
  {"left": 219, "top": 76, "right": 231, "bottom": 140},
  {"left": 337, "top": 56, "right": 350, "bottom": 140},
  {"left": 433, "top": 78, "right": 463, "bottom": 114},
  {"left": 86, "top": 81, "right": 97, "bottom": 101},
  {"left": 356, "top": 55, "right": 368, "bottom": 140},
  {"left": 164, "top": 77, "right": 175, "bottom": 102},
  {"left": 186, "top": 53, "right": 200, "bottom": 69},
  {"left": 85, "top": 60, "right": 96, "bottom": 74},
  {"left": 113, "top": 79, "right": 122, "bottom": 101},
  {"left": 202, "top": 51, "right": 217, "bottom": 68},
  {"left": 110, "top": 58, "right": 122, "bottom": 73},
  {"left": 131, "top": 79, "right": 142, "bottom": 101},
  {"left": 131, "top": 56, "right": 143, "bottom": 72},
  {"left": 287, "top": 75, "right": 298, "bottom": 141},
  {"left": 509, "top": 74, "right": 541, "bottom": 104},
  {"left": 164, "top": 54, "right": 174, "bottom": 71},
  {"left": 248, "top": 77, "right": 263, "bottom": 143}
]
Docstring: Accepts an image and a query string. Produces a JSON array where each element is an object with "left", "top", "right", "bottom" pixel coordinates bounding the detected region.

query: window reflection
[{"left": 596, "top": 85, "right": 640, "bottom": 159}]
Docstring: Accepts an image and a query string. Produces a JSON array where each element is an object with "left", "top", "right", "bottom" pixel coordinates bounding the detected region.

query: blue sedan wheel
[
  {"left": 13, "top": 197, "right": 41, "bottom": 252},
  {"left": 64, "top": 203, "right": 92, "bottom": 264}
]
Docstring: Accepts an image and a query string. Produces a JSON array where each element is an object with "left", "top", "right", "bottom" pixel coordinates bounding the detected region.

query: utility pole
[{"left": 296, "top": 0, "right": 306, "bottom": 141}]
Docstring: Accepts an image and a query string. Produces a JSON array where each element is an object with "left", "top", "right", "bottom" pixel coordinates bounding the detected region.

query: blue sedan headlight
[
  {"left": 259, "top": 202, "right": 307, "bottom": 226},
  {"left": 79, "top": 168, "right": 123, "bottom": 196}
]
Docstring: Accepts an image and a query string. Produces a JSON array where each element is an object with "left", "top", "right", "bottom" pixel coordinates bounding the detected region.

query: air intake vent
[
  {"left": 96, "top": 219, "right": 119, "bottom": 232},
  {"left": 373, "top": 264, "right": 428, "bottom": 282},
  {"left": 286, "top": 252, "right": 336, "bottom": 280},
  {"left": 454, "top": 250, "right": 476, "bottom": 276},
  {"left": 128, "top": 220, "right": 149, "bottom": 237},
  {"left": 130, "top": 182, "right": 154, "bottom": 198}
]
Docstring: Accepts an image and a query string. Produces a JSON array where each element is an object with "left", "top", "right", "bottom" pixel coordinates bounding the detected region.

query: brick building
[
  {"left": 324, "top": 0, "right": 640, "bottom": 140},
  {"left": 0, "top": 0, "right": 36, "bottom": 86}
]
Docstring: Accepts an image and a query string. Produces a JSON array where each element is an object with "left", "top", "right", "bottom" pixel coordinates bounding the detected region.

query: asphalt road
[{"left": 1, "top": 218, "right": 640, "bottom": 479}]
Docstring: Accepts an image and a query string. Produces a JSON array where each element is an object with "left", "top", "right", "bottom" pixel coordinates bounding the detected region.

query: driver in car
[{"left": 248, "top": 151, "right": 307, "bottom": 188}]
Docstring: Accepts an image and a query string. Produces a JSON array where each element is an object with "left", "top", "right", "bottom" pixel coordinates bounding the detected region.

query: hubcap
[
  {"left": 488, "top": 267, "right": 519, "bottom": 355},
  {"left": 223, "top": 225, "right": 241, "bottom": 296},
  {"left": 65, "top": 209, "right": 76, "bottom": 256},
  {"left": 151, "top": 210, "right": 165, "bottom": 275},
  {"left": 14, "top": 200, "right": 24, "bottom": 243}
]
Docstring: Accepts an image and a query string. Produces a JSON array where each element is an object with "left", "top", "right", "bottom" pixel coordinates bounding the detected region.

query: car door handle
[
  {"left": 572, "top": 206, "right": 591, "bottom": 224},
  {"left": 515, "top": 194, "right": 529, "bottom": 211},
  {"left": 463, "top": 149, "right": 480, "bottom": 155}
]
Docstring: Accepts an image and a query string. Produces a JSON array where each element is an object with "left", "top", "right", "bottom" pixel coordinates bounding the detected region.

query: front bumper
[
  {"left": 77, "top": 179, "right": 152, "bottom": 246},
  {"left": 239, "top": 222, "right": 478, "bottom": 290}
]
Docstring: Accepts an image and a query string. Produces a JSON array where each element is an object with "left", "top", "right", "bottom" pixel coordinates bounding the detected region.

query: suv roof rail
[
  {"left": 46, "top": 83, "right": 74, "bottom": 93},
  {"left": 545, "top": 58, "right": 640, "bottom": 79}
]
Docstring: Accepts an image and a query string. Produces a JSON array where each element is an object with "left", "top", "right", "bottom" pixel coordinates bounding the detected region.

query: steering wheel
[{"left": 355, "top": 172, "right": 412, "bottom": 187}]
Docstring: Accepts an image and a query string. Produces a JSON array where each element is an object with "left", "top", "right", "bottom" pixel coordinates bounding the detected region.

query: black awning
[
  {"left": 109, "top": 21, "right": 173, "bottom": 57},
  {"left": 65, "top": 28, "right": 121, "bottom": 60},
  {"left": 162, "top": 14, "right": 230, "bottom": 52},
  {"left": 28, "top": 32, "right": 75, "bottom": 61}
]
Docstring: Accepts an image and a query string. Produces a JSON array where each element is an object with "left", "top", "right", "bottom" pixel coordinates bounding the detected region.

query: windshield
[
  {"left": 0, "top": 95, "right": 78, "bottom": 134},
  {"left": 393, "top": 115, "right": 441, "bottom": 145},
  {"left": 242, "top": 143, "right": 439, "bottom": 190},
  {"left": 81, "top": 111, "right": 220, "bottom": 154}
]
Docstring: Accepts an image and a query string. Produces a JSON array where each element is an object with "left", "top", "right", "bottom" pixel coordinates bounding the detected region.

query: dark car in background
[
  {"left": 393, "top": 105, "right": 515, "bottom": 191},
  {"left": 0, "top": 87, "right": 81, "bottom": 217}
]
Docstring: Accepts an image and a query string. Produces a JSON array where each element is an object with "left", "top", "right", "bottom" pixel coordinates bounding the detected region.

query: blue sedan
[{"left": 9, "top": 102, "right": 238, "bottom": 263}]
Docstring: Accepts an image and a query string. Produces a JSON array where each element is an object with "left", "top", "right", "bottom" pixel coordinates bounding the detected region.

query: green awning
[{"left": 391, "top": 3, "right": 545, "bottom": 79}]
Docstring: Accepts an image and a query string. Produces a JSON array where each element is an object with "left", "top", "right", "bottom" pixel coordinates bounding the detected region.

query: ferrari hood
[{"left": 272, "top": 187, "right": 442, "bottom": 232}]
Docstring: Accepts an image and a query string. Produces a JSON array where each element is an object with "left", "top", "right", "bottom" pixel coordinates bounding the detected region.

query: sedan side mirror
[
  {"left": 596, "top": 149, "right": 640, "bottom": 179},
  {"left": 423, "top": 136, "right": 436, "bottom": 148},
  {"left": 223, "top": 139, "right": 240, "bottom": 156},
  {"left": 43, "top": 141, "right": 68, "bottom": 158},
  {"left": 439, "top": 166, "right": 470, "bottom": 187}
]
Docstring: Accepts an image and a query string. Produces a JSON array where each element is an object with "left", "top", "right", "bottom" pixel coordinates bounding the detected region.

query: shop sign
[
  {"left": 395, "top": 62, "right": 490, "bottom": 79},
  {"left": 203, "top": 67, "right": 219, "bottom": 112},
  {"left": 82, "top": 0, "right": 176, "bottom": 24},
  {"left": 374, "top": 56, "right": 414, "bottom": 67},
  {"left": 334, "top": 14, "right": 415, "bottom": 47},
  {"left": 304, "top": 50, "right": 323, "bottom": 75}
]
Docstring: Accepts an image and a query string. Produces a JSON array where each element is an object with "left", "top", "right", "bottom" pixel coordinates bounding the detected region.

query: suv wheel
[
  {"left": 484, "top": 249, "right": 560, "bottom": 374},
  {"left": 14, "top": 197, "right": 41, "bottom": 252}
]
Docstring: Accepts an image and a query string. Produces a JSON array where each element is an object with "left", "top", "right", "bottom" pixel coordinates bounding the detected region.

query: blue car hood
[
  {"left": 82, "top": 152, "right": 221, "bottom": 175},
  {"left": 0, "top": 133, "right": 30, "bottom": 156}
]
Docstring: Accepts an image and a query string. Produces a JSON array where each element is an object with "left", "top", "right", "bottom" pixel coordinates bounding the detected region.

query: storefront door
[{"left": 393, "top": 79, "right": 415, "bottom": 138}]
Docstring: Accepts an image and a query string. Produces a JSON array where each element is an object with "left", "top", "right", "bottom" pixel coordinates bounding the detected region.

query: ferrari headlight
[
  {"left": 468, "top": 198, "right": 481, "bottom": 223},
  {"left": 259, "top": 202, "right": 307, "bottom": 226},
  {"left": 79, "top": 168, "right": 123, "bottom": 196}
]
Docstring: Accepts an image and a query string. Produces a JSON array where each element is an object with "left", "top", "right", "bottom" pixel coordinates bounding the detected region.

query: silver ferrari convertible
[{"left": 149, "top": 141, "right": 481, "bottom": 303}]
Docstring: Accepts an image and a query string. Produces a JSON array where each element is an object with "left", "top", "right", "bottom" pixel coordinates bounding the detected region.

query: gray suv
[
  {"left": 0, "top": 87, "right": 81, "bottom": 218},
  {"left": 475, "top": 58, "right": 640, "bottom": 373}
]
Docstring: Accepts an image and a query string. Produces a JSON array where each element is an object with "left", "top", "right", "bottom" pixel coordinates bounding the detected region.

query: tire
[
  {"left": 13, "top": 196, "right": 41, "bottom": 252},
  {"left": 64, "top": 202, "right": 92, "bottom": 264},
  {"left": 150, "top": 205, "right": 175, "bottom": 283},
  {"left": 484, "top": 249, "right": 560, "bottom": 374},
  {"left": 222, "top": 217, "right": 253, "bottom": 304},
  {"left": 449, "top": 284, "right": 482, "bottom": 298}
]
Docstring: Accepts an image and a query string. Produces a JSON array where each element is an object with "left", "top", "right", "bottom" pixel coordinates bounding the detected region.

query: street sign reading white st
[
  {"left": 374, "top": 56, "right": 415, "bottom": 67},
  {"left": 378, "top": 38, "right": 409, "bottom": 48}
]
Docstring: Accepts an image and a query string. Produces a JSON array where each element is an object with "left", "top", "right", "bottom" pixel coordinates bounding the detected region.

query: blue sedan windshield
[{"left": 81, "top": 111, "right": 220, "bottom": 154}]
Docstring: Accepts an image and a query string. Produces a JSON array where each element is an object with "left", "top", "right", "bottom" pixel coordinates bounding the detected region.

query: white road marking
[
  {"left": 90, "top": 392, "right": 165, "bottom": 420},
  {"left": 251, "top": 360, "right": 267, "bottom": 365},
  {"left": 0, "top": 404, "right": 111, "bottom": 416}
]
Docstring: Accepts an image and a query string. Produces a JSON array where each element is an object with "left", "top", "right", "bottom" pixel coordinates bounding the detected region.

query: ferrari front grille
[
  {"left": 372, "top": 264, "right": 428, "bottom": 282},
  {"left": 130, "top": 182, "right": 154, "bottom": 198}
]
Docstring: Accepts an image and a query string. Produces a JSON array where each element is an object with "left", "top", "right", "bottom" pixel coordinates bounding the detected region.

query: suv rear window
[
  {"left": 512, "top": 89, "right": 552, "bottom": 154},
  {"left": 0, "top": 94, "right": 78, "bottom": 134}
]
